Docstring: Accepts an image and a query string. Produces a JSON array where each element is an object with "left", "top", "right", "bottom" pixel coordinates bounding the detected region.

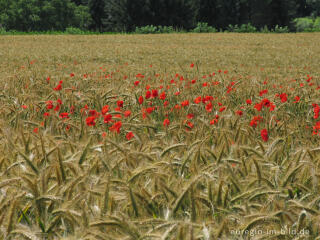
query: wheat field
[{"left": 0, "top": 33, "right": 320, "bottom": 239}]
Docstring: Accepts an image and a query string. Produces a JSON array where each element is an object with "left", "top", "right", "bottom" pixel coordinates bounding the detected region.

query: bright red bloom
[
  {"left": 254, "top": 103, "right": 263, "bottom": 111},
  {"left": 203, "top": 96, "right": 213, "bottom": 103},
  {"left": 53, "top": 81, "right": 63, "bottom": 91},
  {"left": 261, "top": 129, "right": 268, "bottom": 142},
  {"left": 43, "top": 112, "right": 50, "bottom": 118},
  {"left": 70, "top": 73, "right": 75, "bottom": 77},
  {"left": 181, "top": 100, "right": 189, "bottom": 107},
  {"left": 152, "top": 89, "right": 158, "bottom": 98},
  {"left": 138, "top": 96, "right": 144, "bottom": 104},
  {"left": 313, "top": 104, "right": 320, "bottom": 119},
  {"left": 236, "top": 110, "right": 243, "bottom": 116},
  {"left": 246, "top": 99, "right": 252, "bottom": 105},
  {"left": 21, "top": 105, "right": 27, "bottom": 109},
  {"left": 86, "top": 116, "right": 96, "bottom": 126},
  {"left": 59, "top": 112, "right": 69, "bottom": 119},
  {"left": 279, "top": 93, "right": 288, "bottom": 103},
  {"left": 145, "top": 91, "right": 151, "bottom": 99},
  {"left": 46, "top": 100, "right": 54, "bottom": 110},
  {"left": 54, "top": 104, "right": 60, "bottom": 112},
  {"left": 33, "top": 128, "right": 39, "bottom": 133},
  {"left": 259, "top": 89, "right": 268, "bottom": 96},
  {"left": 104, "top": 114, "right": 112, "bottom": 123},
  {"left": 261, "top": 98, "right": 271, "bottom": 107},
  {"left": 210, "top": 119, "right": 218, "bottom": 125},
  {"left": 134, "top": 81, "right": 140, "bottom": 86},
  {"left": 219, "top": 107, "right": 226, "bottom": 112},
  {"left": 89, "top": 110, "right": 98, "bottom": 117},
  {"left": 294, "top": 96, "right": 300, "bottom": 103},
  {"left": 163, "top": 118, "right": 170, "bottom": 127},
  {"left": 126, "top": 131, "right": 134, "bottom": 140},
  {"left": 187, "top": 113, "right": 194, "bottom": 119},
  {"left": 109, "top": 121, "right": 122, "bottom": 133},
  {"left": 159, "top": 92, "right": 166, "bottom": 100},
  {"left": 146, "top": 107, "right": 154, "bottom": 114},
  {"left": 124, "top": 110, "right": 131, "bottom": 117},
  {"left": 250, "top": 115, "right": 263, "bottom": 128},
  {"left": 194, "top": 96, "right": 202, "bottom": 104},
  {"left": 313, "top": 121, "right": 320, "bottom": 135},
  {"left": 190, "top": 63, "right": 194, "bottom": 68},
  {"left": 117, "top": 100, "right": 124, "bottom": 108},
  {"left": 205, "top": 102, "right": 213, "bottom": 112},
  {"left": 101, "top": 105, "right": 109, "bottom": 115},
  {"left": 163, "top": 101, "right": 169, "bottom": 107},
  {"left": 187, "top": 121, "right": 194, "bottom": 128}
]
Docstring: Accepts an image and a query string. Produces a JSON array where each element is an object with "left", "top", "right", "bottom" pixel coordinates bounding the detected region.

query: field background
[{"left": 0, "top": 33, "right": 320, "bottom": 239}]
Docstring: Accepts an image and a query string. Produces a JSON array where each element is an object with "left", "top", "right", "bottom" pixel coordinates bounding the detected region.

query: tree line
[{"left": 0, "top": 0, "right": 319, "bottom": 32}]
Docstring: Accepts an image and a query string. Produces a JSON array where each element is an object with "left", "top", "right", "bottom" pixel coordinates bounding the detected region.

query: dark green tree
[{"left": 88, "top": 0, "right": 106, "bottom": 31}]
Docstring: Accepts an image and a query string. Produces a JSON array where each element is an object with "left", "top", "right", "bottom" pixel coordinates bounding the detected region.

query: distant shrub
[
  {"left": 227, "top": 23, "right": 257, "bottom": 33},
  {"left": 273, "top": 25, "right": 289, "bottom": 33},
  {"left": 313, "top": 17, "right": 320, "bottom": 31},
  {"left": 260, "top": 25, "right": 271, "bottom": 33},
  {"left": 135, "top": 25, "right": 176, "bottom": 34},
  {"left": 65, "top": 27, "right": 84, "bottom": 34},
  {"left": 293, "top": 18, "right": 314, "bottom": 32},
  {"left": 0, "top": 27, "right": 6, "bottom": 35},
  {"left": 192, "top": 22, "right": 217, "bottom": 33}
]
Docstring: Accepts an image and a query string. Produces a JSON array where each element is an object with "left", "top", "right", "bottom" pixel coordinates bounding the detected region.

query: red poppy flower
[
  {"left": 46, "top": 100, "right": 54, "bottom": 110},
  {"left": 59, "top": 112, "right": 69, "bottom": 119},
  {"left": 146, "top": 107, "right": 154, "bottom": 114},
  {"left": 261, "top": 129, "right": 268, "bottom": 142},
  {"left": 126, "top": 132, "right": 134, "bottom": 140},
  {"left": 246, "top": 99, "right": 252, "bottom": 105},
  {"left": 145, "top": 91, "right": 151, "bottom": 99},
  {"left": 294, "top": 96, "right": 300, "bottom": 103},
  {"left": 152, "top": 89, "right": 158, "bottom": 98},
  {"left": 109, "top": 121, "right": 122, "bottom": 133},
  {"left": 43, "top": 112, "right": 50, "bottom": 118},
  {"left": 279, "top": 93, "right": 287, "bottom": 103},
  {"left": 259, "top": 89, "right": 268, "bottom": 96},
  {"left": 33, "top": 128, "right": 39, "bottom": 133},
  {"left": 194, "top": 96, "right": 202, "bottom": 104},
  {"left": 187, "top": 113, "right": 194, "bottom": 119},
  {"left": 138, "top": 96, "right": 144, "bottom": 104},
  {"left": 163, "top": 118, "right": 170, "bottom": 127},
  {"left": 89, "top": 110, "right": 98, "bottom": 117},
  {"left": 313, "top": 104, "right": 320, "bottom": 119},
  {"left": 236, "top": 110, "right": 243, "bottom": 116},
  {"left": 210, "top": 119, "right": 218, "bottom": 125},
  {"left": 181, "top": 100, "right": 189, "bottom": 107},
  {"left": 250, "top": 115, "right": 263, "bottom": 128},
  {"left": 134, "top": 81, "right": 140, "bottom": 86},
  {"left": 254, "top": 103, "right": 263, "bottom": 111},
  {"left": 53, "top": 81, "right": 63, "bottom": 91},
  {"left": 86, "top": 116, "right": 96, "bottom": 126},
  {"left": 117, "top": 100, "right": 123, "bottom": 108},
  {"left": 219, "top": 107, "right": 226, "bottom": 112},
  {"left": 21, "top": 105, "right": 27, "bottom": 109},
  {"left": 159, "top": 92, "right": 166, "bottom": 100},
  {"left": 124, "top": 110, "right": 131, "bottom": 117},
  {"left": 104, "top": 114, "right": 112, "bottom": 123},
  {"left": 101, "top": 105, "right": 109, "bottom": 115},
  {"left": 186, "top": 121, "right": 194, "bottom": 129},
  {"left": 190, "top": 63, "right": 194, "bottom": 68},
  {"left": 205, "top": 102, "right": 213, "bottom": 112},
  {"left": 261, "top": 98, "right": 271, "bottom": 107},
  {"left": 54, "top": 104, "right": 60, "bottom": 112}
]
